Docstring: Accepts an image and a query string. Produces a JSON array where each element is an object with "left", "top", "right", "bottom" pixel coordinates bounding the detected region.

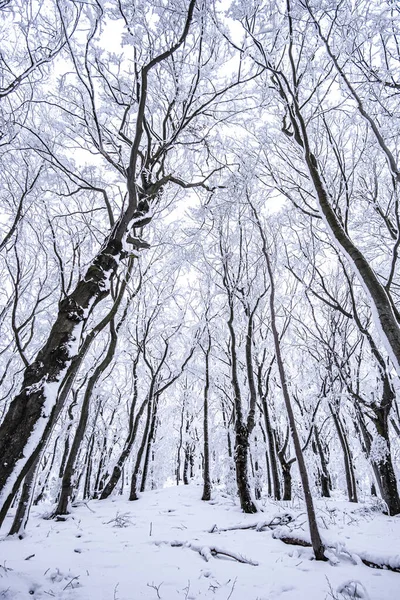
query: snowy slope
[{"left": 0, "top": 484, "right": 399, "bottom": 599}]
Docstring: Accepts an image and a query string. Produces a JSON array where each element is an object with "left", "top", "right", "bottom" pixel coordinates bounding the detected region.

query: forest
[{"left": 0, "top": 0, "right": 400, "bottom": 598}]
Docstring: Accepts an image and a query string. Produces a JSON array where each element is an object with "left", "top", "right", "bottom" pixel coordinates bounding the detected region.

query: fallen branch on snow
[
  {"left": 273, "top": 530, "right": 400, "bottom": 573},
  {"left": 360, "top": 557, "right": 400, "bottom": 574},
  {"left": 209, "top": 513, "right": 293, "bottom": 534},
  {"left": 275, "top": 535, "right": 311, "bottom": 548},
  {"left": 155, "top": 540, "right": 258, "bottom": 566}
]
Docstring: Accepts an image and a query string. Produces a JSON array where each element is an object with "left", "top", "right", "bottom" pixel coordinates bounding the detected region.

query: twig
[
  {"left": 62, "top": 576, "right": 80, "bottom": 591},
  {"left": 147, "top": 581, "right": 163, "bottom": 599},
  {"left": 83, "top": 501, "right": 95, "bottom": 513},
  {"left": 227, "top": 577, "right": 237, "bottom": 600}
]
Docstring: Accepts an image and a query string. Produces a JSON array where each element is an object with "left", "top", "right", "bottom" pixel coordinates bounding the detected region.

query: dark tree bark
[
  {"left": 258, "top": 422, "right": 272, "bottom": 496},
  {"left": 313, "top": 426, "right": 331, "bottom": 499},
  {"left": 276, "top": 425, "right": 294, "bottom": 501},
  {"left": 129, "top": 393, "right": 154, "bottom": 501},
  {"left": 282, "top": 464, "right": 292, "bottom": 502},
  {"left": 221, "top": 398, "right": 233, "bottom": 458},
  {"left": 140, "top": 394, "right": 160, "bottom": 493},
  {"left": 329, "top": 405, "right": 358, "bottom": 503},
  {"left": 83, "top": 432, "right": 96, "bottom": 500},
  {"left": 226, "top": 301, "right": 257, "bottom": 513},
  {"left": 257, "top": 356, "right": 281, "bottom": 500},
  {"left": 176, "top": 389, "right": 186, "bottom": 486},
  {"left": 201, "top": 331, "right": 212, "bottom": 501}
]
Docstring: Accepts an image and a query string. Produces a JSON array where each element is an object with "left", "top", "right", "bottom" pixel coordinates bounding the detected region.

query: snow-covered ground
[{"left": 1, "top": 485, "right": 399, "bottom": 599}]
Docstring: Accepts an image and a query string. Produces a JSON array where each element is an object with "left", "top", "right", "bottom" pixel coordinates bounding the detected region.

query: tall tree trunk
[
  {"left": 249, "top": 199, "right": 325, "bottom": 561},
  {"left": 314, "top": 426, "right": 331, "bottom": 498},
  {"left": 183, "top": 443, "right": 192, "bottom": 485},
  {"left": 258, "top": 369, "right": 281, "bottom": 500},
  {"left": 330, "top": 405, "right": 358, "bottom": 503},
  {"left": 202, "top": 333, "right": 212, "bottom": 501},
  {"left": 83, "top": 432, "right": 96, "bottom": 500},
  {"left": 375, "top": 412, "right": 400, "bottom": 516},
  {"left": 58, "top": 393, "right": 79, "bottom": 481},
  {"left": 226, "top": 301, "right": 257, "bottom": 513},
  {"left": 277, "top": 428, "right": 293, "bottom": 502},
  {"left": 93, "top": 405, "right": 118, "bottom": 498},
  {"left": 282, "top": 464, "right": 292, "bottom": 502},
  {"left": 140, "top": 395, "right": 160, "bottom": 492},
  {"left": 258, "top": 421, "right": 272, "bottom": 496},
  {"left": 176, "top": 392, "right": 185, "bottom": 486},
  {"left": 221, "top": 399, "right": 232, "bottom": 458},
  {"left": 129, "top": 393, "right": 154, "bottom": 501}
]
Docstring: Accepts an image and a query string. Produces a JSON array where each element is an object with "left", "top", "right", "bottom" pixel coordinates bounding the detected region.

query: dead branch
[
  {"left": 360, "top": 558, "right": 400, "bottom": 574},
  {"left": 209, "top": 513, "right": 293, "bottom": 534},
  {"left": 275, "top": 534, "right": 400, "bottom": 573},
  {"left": 155, "top": 540, "right": 258, "bottom": 566},
  {"left": 275, "top": 535, "right": 311, "bottom": 548}
]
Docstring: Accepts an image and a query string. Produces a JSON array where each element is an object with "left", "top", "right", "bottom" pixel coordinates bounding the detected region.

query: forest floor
[{"left": 0, "top": 484, "right": 399, "bottom": 599}]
